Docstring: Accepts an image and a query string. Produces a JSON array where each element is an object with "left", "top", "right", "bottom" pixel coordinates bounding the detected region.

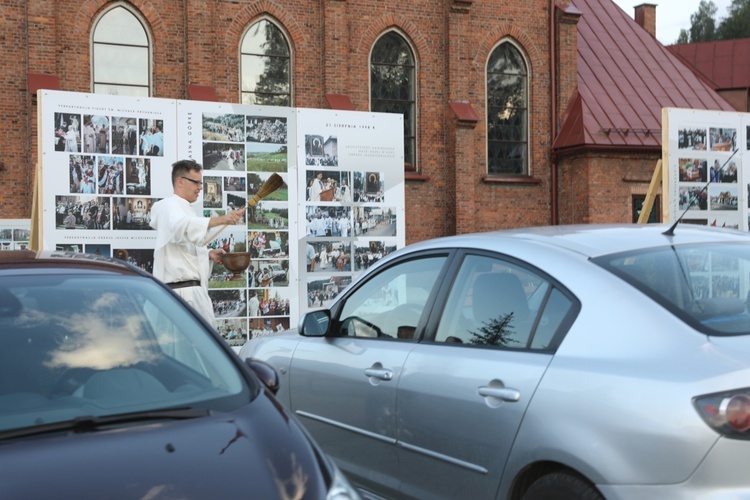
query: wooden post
[{"left": 637, "top": 159, "right": 662, "bottom": 224}]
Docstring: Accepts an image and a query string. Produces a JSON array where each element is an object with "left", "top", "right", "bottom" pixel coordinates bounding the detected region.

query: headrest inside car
[{"left": 0, "top": 289, "right": 22, "bottom": 317}]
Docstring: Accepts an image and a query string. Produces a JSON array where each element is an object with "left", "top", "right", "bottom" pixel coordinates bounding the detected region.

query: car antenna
[{"left": 663, "top": 147, "right": 739, "bottom": 236}]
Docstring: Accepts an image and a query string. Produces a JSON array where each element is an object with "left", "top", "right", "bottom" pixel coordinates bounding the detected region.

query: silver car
[{"left": 240, "top": 224, "right": 750, "bottom": 499}]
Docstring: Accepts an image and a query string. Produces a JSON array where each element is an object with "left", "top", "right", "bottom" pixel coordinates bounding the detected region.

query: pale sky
[{"left": 612, "top": 0, "right": 734, "bottom": 45}]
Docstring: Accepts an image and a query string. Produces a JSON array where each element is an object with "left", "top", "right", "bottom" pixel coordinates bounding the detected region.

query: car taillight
[{"left": 694, "top": 390, "right": 750, "bottom": 439}]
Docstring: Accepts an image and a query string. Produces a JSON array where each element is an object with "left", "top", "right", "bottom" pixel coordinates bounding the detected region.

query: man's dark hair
[{"left": 171, "top": 159, "right": 202, "bottom": 185}]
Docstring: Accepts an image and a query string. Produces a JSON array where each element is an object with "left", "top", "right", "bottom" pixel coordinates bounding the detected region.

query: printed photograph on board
[
  {"left": 306, "top": 240, "right": 351, "bottom": 273},
  {"left": 248, "top": 172, "right": 288, "bottom": 202},
  {"left": 248, "top": 230, "right": 288, "bottom": 259},
  {"left": 210, "top": 289, "right": 248, "bottom": 319},
  {"left": 111, "top": 117, "right": 139, "bottom": 155},
  {"left": 82, "top": 115, "right": 111, "bottom": 154},
  {"left": 125, "top": 158, "right": 151, "bottom": 195},
  {"left": 210, "top": 255, "right": 250, "bottom": 290},
  {"left": 247, "top": 258, "right": 290, "bottom": 288},
  {"left": 112, "top": 248, "right": 154, "bottom": 274},
  {"left": 305, "top": 134, "right": 338, "bottom": 166},
  {"left": 227, "top": 192, "right": 248, "bottom": 223},
  {"left": 68, "top": 155, "right": 96, "bottom": 194},
  {"left": 96, "top": 156, "right": 125, "bottom": 195},
  {"left": 708, "top": 216, "right": 740, "bottom": 230},
  {"left": 56, "top": 243, "right": 83, "bottom": 253},
  {"left": 84, "top": 244, "right": 111, "bottom": 257},
  {"left": 139, "top": 119, "right": 164, "bottom": 156},
  {"left": 678, "top": 127, "right": 707, "bottom": 150},
  {"left": 216, "top": 318, "right": 249, "bottom": 347},
  {"left": 678, "top": 186, "right": 708, "bottom": 211},
  {"left": 249, "top": 317, "right": 290, "bottom": 340},
  {"left": 112, "top": 197, "right": 156, "bottom": 230},
  {"left": 708, "top": 184, "right": 738, "bottom": 211},
  {"left": 306, "top": 275, "right": 351, "bottom": 309},
  {"left": 224, "top": 176, "right": 246, "bottom": 192},
  {"left": 246, "top": 116, "right": 287, "bottom": 144},
  {"left": 54, "top": 112, "right": 81, "bottom": 152},
  {"left": 55, "top": 195, "right": 111, "bottom": 230},
  {"left": 352, "top": 171, "right": 385, "bottom": 202},
  {"left": 353, "top": 241, "right": 398, "bottom": 271},
  {"left": 305, "top": 206, "right": 353, "bottom": 237},
  {"left": 247, "top": 288, "right": 291, "bottom": 318},
  {"left": 709, "top": 159, "right": 738, "bottom": 183},
  {"left": 353, "top": 206, "right": 397, "bottom": 237},
  {"left": 247, "top": 202, "right": 288, "bottom": 230},
  {"left": 678, "top": 158, "right": 707, "bottom": 183},
  {"left": 203, "top": 176, "right": 223, "bottom": 208},
  {"left": 709, "top": 127, "right": 736, "bottom": 152},
  {"left": 203, "top": 142, "right": 246, "bottom": 171},
  {"left": 305, "top": 170, "right": 350, "bottom": 202},
  {"left": 206, "top": 227, "right": 247, "bottom": 255},
  {"left": 245, "top": 143, "right": 288, "bottom": 172},
  {"left": 203, "top": 113, "right": 244, "bottom": 142}
]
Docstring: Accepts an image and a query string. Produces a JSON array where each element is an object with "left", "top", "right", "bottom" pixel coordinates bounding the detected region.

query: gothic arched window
[
  {"left": 241, "top": 19, "right": 292, "bottom": 106},
  {"left": 371, "top": 31, "right": 417, "bottom": 168},
  {"left": 487, "top": 41, "right": 528, "bottom": 175},
  {"left": 92, "top": 4, "right": 151, "bottom": 97}
]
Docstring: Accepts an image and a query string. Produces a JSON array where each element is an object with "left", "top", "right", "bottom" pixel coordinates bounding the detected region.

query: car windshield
[
  {"left": 593, "top": 242, "right": 750, "bottom": 336},
  {"left": 0, "top": 274, "right": 249, "bottom": 433}
]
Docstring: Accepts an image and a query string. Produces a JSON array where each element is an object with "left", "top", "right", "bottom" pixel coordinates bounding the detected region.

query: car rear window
[{"left": 593, "top": 243, "right": 750, "bottom": 336}]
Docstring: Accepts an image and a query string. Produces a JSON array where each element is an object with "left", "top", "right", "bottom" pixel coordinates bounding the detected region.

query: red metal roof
[
  {"left": 554, "top": 0, "right": 734, "bottom": 152},
  {"left": 668, "top": 38, "right": 750, "bottom": 91}
]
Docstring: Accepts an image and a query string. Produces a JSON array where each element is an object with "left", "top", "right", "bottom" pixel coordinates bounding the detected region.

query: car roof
[
  {"left": 0, "top": 249, "right": 148, "bottom": 277},
  {"left": 398, "top": 223, "right": 750, "bottom": 259}
]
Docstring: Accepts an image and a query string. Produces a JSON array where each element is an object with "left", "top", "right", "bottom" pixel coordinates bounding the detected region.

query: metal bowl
[{"left": 221, "top": 252, "right": 251, "bottom": 280}]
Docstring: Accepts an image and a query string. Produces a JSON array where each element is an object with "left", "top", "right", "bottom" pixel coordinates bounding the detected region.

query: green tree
[
  {"left": 469, "top": 312, "right": 520, "bottom": 347},
  {"left": 688, "top": 0, "right": 718, "bottom": 42},
  {"left": 717, "top": 0, "right": 750, "bottom": 39},
  {"left": 677, "top": 29, "right": 689, "bottom": 44}
]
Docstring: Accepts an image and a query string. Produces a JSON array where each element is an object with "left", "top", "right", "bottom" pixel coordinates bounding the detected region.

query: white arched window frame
[
  {"left": 370, "top": 30, "right": 417, "bottom": 169},
  {"left": 91, "top": 3, "right": 152, "bottom": 97},
  {"left": 240, "top": 17, "right": 292, "bottom": 106},
  {"left": 486, "top": 39, "right": 530, "bottom": 176}
]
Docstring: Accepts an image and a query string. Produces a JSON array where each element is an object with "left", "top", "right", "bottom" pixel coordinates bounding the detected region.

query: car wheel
[{"left": 522, "top": 472, "right": 603, "bottom": 500}]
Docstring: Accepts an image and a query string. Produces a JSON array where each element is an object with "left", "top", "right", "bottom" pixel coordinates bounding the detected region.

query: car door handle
[
  {"left": 477, "top": 386, "right": 520, "bottom": 402},
  {"left": 364, "top": 368, "right": 393, "bottom": 381}
]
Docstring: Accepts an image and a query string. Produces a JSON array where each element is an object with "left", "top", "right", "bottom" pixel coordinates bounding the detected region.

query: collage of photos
[
  {"left": 301, "top": 129, "right": 399, "bottom": 320},
  {"left": 52, "top": 111, "right": 167, "bottom": 273},
  {"left": 670, "top": 112, "right": 748, "bottom": 303},
  {"left": 0, "top": 222, "right": 30, "bottom": 251},
  {"left": 675, "top": 123, "right": 740, "bottom": 229},
  {"left": 201, "top": 112, "right": 292, "bottom": 346}
]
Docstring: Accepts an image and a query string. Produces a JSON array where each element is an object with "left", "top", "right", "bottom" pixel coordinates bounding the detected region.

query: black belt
[{"left": 167, "top": 280, "right": 201, "bottom": 289}]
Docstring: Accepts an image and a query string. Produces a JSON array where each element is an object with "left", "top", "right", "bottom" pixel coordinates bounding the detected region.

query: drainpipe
[{"left": 550, "top": 0, "right": 558, "bottom": 225}]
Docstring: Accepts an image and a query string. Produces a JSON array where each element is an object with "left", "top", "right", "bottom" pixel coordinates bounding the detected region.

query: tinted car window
[
  {"left": 0, "top": 275, "right": 248, "bottom": 432},
  {"left": 337, "top": 256, "right": 447, "bottom": 340},
  {"left": 435, "top": 254, "right": 571, "bottom": 349},
  {"left": 594, "top": 243, "right": 750, "bottom": 335}
]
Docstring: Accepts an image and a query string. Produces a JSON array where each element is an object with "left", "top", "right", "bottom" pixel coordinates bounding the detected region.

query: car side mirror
[
  {"left": 245, "top": 358, "right": 279, "bottom": 394},
  {"left": 299, "top": 310, "right": 330, "bottom": 337}
]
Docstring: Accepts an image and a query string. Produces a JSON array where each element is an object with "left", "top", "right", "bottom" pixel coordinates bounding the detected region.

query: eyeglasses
[{"left": 181, "top": 176, "right": 202, "bottom": 186}]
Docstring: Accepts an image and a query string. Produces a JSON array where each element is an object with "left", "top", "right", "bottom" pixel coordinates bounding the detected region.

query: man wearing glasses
[{"left": 150, "top": 159, "right": 242, "bottom": 325}]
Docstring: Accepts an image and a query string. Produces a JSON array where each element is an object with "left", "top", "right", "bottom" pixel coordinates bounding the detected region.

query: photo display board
[
  {"left": 38, "top": 90, "right": 406, "bottom": 348},
  {"left": 663, "top": 108, "right": 750, "bottom": 304},
  {"left": 664, "top": 108, "right": 750, "bottom": 229},
  {"left": 0, "top": 220, "right": 31, "bottom": 251}
]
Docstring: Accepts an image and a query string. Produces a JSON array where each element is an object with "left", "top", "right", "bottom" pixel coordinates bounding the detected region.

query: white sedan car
[{"left": 241, "top": 224, "right": 750, "bottom": 500}]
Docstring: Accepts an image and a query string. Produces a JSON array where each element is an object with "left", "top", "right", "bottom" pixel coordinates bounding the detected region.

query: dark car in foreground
[
  {"left": 241, "top": 224, "right": 750, "bottom": 499},
  {"left": 0, "top": 250, "right": 358, "bottom": 499}
]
